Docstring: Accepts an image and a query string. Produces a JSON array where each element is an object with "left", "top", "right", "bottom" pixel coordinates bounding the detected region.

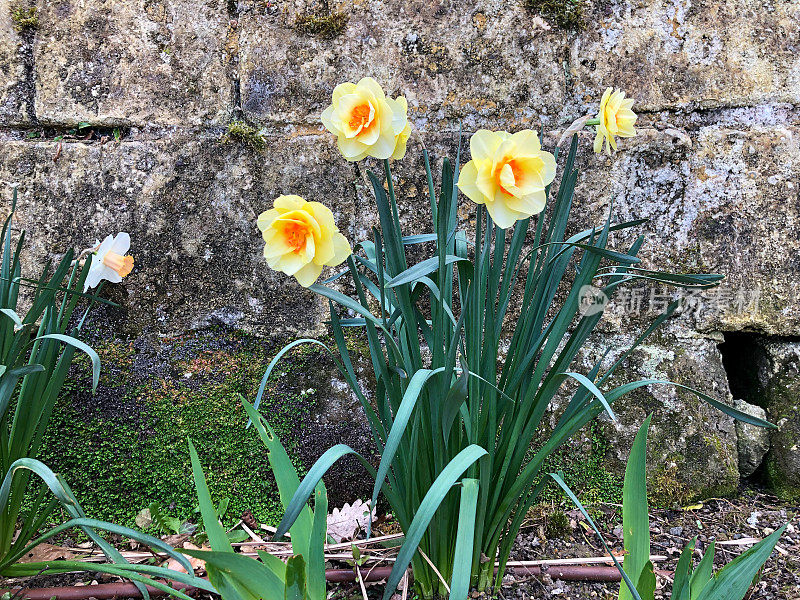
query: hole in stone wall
[{"left": 717, "top": 331, "right": 766, "bottom": 407}]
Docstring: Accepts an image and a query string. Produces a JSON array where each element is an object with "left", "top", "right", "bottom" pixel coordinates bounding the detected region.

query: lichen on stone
[
  {"left": 10, "top": 4, "right": 38, "bottom": 33},
  {"left": 294, "top": 11, "right": 348, "bottom": 39},
  {"left": 525, "top": 0, "right": 588, "bottom": 31}
]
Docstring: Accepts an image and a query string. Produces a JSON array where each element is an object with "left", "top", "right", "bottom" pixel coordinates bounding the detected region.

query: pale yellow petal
[
  {"left": 391, "top": 123, "right": 411, "bottom": 160},
  {"left": 321, "top": 105, "right": 337, "bottom": 134},
  {"left": 271, "top": 250, "right": 307, "bottom": 276},
  {"left": 337, "top": 135, "right": 368, "bottom": 161},
  {"left": 327, "top": 232, "right": 352, "bottom": 267},
  {"left": 274, "top": 195, "right": 306, "bottom": 211},
  {"left": 498, "top": 163, "right": 517, "bottom": 193},
  {"left": 365, "top": 129, "right": 396, "bottom": 160},
  {"left": 509, "top": 130, "right": 541, "bottom": 156},
  {"left": 593, "top": 130, "right": 604, "bottom": 154},
  {"left": 294, "top": 262, "right": 323, "bottom": 287},
  {"left": 456, "top": 160, "right": 487, "bottom": 205},
  {"left": 469, "top": 130, "right": 503, "bottom": 161},
  {"left": 386, "top": 96, "right": 408, "bottom": 136},
  {"left": 474, "top": 160, "right": 497, "bottom": 201},
  {"left": 257, "top": 209, "right": 280, "bottom": 232},
  {"left": 505, "top": 189, "right": 546, "bottom": 216},
  {"left": 485, "top": 196, "right": 523, "bottom": 229},
  {"left": 332, "top": 82, "right": 357, "bottom": 103},
  {"left": 357, "top": 77, "right": 386, "bottom": 102}
]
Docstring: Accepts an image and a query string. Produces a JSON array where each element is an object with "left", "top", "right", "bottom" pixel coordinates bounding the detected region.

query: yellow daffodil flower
[
  {"left": 257, "top": 195, "right": 351, "bottom": 287},
  {"left": 457, "top": 129, "right": 556, "bottom": 229},
  {"left": 593, "top": 88, "right": 637, "bottom": 154},
  {"left": 321, "top": 77, "right": 411, "bottom": 162}
]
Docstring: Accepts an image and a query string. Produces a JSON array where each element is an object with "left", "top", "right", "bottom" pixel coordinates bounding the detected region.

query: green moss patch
[
  {"left": 36, "top": 328, "right": 322, "bottom": 530},
  {"left": 538, "top": 423, "right": 624, "bottom": 506},
  {"left": 10, "top": 4, "right": 37, "bottom": 33},
  {"left": 222, "top": 121, "right": 266, "bottom": 152},
  {"left": 294, "top": 12, "right": 348, "bottom": 39},
  {"left": 525, "top": 0, "right": 588, "bottom": 31}
]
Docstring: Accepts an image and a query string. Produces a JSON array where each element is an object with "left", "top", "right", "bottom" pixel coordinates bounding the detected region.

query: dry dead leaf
[
  {"left": 163, "top": 542, "right": 208, "bottom": 574},
  {"left": 19, "top": 543, "right": 75, "bottom": 563},
  {"left": 327, "top": 499, "right": 375, "bottom": 543}
]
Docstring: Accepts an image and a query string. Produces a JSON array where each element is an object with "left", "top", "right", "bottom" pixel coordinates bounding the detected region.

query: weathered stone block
[
  {"left": 587, "top": 327, "right": 740, "bottom": 502},
  {"left": 0, "top": 132, "right": 357, "bottom": 337},
  {"left": 758, "top": 340, "right": 800, "bottom": 500},
  {"left": 571, "top": 0, "right": 800, "bottom": 112},
  {"left": 577, "top": 122, "right": 800, "bottom": 336},
  {"left": 0, "top": 0, "right": 29, "bottom": 125},
  {"left": 732, "top": 398, "right": 770, "bottom": 478},
  {"left": 32, "top": 0, "right": 232, "bottom": 126},
  {"left": 238, "top": 0, "right": 568, "bottom": 130}
]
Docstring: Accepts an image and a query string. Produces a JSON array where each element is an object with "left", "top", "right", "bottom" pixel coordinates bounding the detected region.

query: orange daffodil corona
[
  {"left": 457, "top": 129, "right": 557, "bottom": 229},
  {"left": 593, "top": 88, "right": 637, "bottom": 155},
  {"left": 321, "top": 77, "right": 411, "bottom": 161},
  {"left": 257, "top": 195, "right": 352, "bottom": 287}
]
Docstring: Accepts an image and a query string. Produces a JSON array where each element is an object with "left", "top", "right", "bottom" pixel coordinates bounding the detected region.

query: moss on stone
[
  {"left": 10, "top": 4, "right": 37, "bottom": 33},
  {"left": 222, "top": 121, "right": 266, "bottom": 152},
  {"left": 538, "top": 423, "right": 624, "bottom": 506},
  {"left": 525, "top": 0, "right": 588, "bottom": 31},
  {"left": 35, "top": 328, "right": 320, "bottom": 530},
  {"left": 294, "top": 12, "right": 348, "bottom": 39}
]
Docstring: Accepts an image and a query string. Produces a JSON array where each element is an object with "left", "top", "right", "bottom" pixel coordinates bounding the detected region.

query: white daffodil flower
[{"left": 84, "top": 232, "right": 134, "bottom": 291}]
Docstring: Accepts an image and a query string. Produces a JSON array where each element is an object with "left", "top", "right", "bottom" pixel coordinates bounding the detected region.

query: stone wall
[{"left": 1, "top": 0, "right": 799, "bottom": 502}]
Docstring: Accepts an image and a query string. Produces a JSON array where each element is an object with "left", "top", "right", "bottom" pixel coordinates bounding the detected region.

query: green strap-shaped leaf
[
  {"left": 636, "top": 561, "right": 656, "bottom": 600},
  {"left": 385, "top": 255, "right": 469, "bottom": 288},
  {"left": 620, "top": 416, "right": 652, "bottom": 600},
  {"left": 696, "top": 526, "right": 786, "bottom": 600},
  {"left": 3, "top": 560, "right": 211, "bottom": 600},
  {"left": 249, "top": 338, "right": 341, "bottom": 416},
  {"left": 442, "top": 368, "right": 469, "bottom": 441},
  {"left": 690, "top": 541, "right": 715, "bottom": 598},
  {"left": 671, "top": 539, "right": 696, "bottom": 600},
  {"left": 307, "top": 483, "right": 328, "bottom": 600},
  {"left": 182, "top": 548, "right": 287, "bottom": 600},
  {"left": 561, "top": 371, "right": 617, "bottom": 422},
  {"left": 284, "top": 555, "right": 307, "bottom": 600},
  {"left": 36, "top": 333, "right": 100, "bottom": 392},
  {"left": 370, "top": 368, "right": 445, "bottom": 537},
  {"left": 0, "top": 308, "right": 22, "bottom": 328},
  {"left": 188, "top": 440, "right": 232, "bottom": 553},
  {"left": 449, "top": 479, "right": 479, "bottom": 600},
  {"left": 382, "top": 445, "right": 488, "bottom": 600},
  {"left": 241, "top": 399, "right": 313, "bottom": 555},
  {"left": 273, "top": 443, "right": 373, "bottom": 541},
  {"left": 605, "top": 380, "right": 776, "bottom": 428},
  {"left": 0, "top": 364, "right": 45, "bottom": 418},
  {"left": 11, "top": 517, "right": 193, "bottom": 574}
]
